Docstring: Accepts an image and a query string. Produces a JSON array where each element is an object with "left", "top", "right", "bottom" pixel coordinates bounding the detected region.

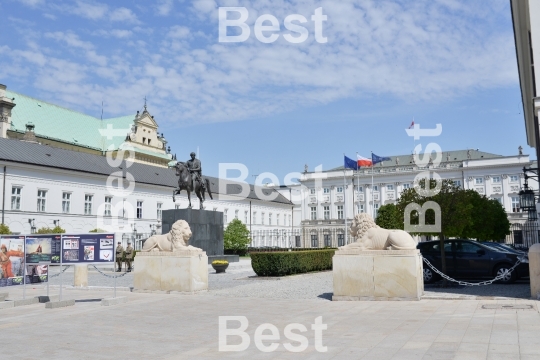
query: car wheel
[
  {"left": 423, "top": 267, "right": 439, "bottom": 284},
  {"left": 495, "top": 264, "right": 517, "bottom": 284}
]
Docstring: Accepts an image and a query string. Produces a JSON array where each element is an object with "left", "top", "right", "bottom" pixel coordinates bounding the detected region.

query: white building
[
  {"left": 0, "top": 85, "right": 296, "bottom": 248},
  {"left": 296, "top": 150, "right": 537, "bottom": 248}
]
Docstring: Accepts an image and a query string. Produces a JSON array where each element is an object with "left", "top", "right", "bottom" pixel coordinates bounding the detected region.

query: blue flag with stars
[
  {"left": 344, "top": 155, "right": 358, "bottom": 170},
  {"left": 372, "top": 153, "right": 391, "bottom": 165}
]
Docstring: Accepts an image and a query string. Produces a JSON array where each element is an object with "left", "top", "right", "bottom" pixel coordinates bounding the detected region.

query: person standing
[
  {"left": 115, "top": 241, "right": 124, "bottom": 272},
  {"left": 125, "top": 242, "right": 134, "bottom": 272}
]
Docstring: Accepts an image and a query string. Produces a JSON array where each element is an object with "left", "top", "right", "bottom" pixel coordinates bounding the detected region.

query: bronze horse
[{"left": 172, "top": 162, "right": 213, "bottom": 209}]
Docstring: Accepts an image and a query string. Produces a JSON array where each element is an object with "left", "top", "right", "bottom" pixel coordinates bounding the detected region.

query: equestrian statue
[{"left": 172, "top": 152, "right": 213, "bottom": 209}]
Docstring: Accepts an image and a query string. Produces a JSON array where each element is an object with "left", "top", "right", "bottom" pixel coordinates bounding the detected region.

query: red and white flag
[{"left": 357, "top": 154, "right": 373, "bottom": 167}]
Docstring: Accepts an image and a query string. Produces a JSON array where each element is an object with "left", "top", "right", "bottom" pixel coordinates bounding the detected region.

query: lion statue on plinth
[
  {"left": 142, "top": 220, "right": 201, "bottom": 252},
  {"left": 340, "top": 213, "right": 417, "bottom": 250}
]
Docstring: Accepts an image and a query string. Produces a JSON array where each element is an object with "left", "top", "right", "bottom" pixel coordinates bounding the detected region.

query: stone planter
[{"left": 212, "top": 264, "right": 229, "bottom": 273}]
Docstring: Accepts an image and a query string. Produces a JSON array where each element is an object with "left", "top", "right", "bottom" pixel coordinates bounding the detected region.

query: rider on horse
[{"left": 187, "top": 152, "right": 206, "bottom": 192}]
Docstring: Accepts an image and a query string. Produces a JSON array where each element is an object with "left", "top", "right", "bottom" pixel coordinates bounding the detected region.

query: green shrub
[
  {"left": 36, "top": 226, "right": 65, "bottom": 234},
  {"left": 0, "top": 223, "right": 11, "bottom": 235},
  {"left": 250, "top": 249, "right": 335, "bottom": 276},
  {"left": 89, "top": 228, "right": 106, "bottom": 233}
]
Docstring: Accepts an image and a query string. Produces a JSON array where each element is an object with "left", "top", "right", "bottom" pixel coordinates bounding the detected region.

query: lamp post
[
  {"left": 149, "top": 224, "right": 156, "bottom": 236},
  {"left": 28, "top": 218, "right": 35, "bottom": 234}
]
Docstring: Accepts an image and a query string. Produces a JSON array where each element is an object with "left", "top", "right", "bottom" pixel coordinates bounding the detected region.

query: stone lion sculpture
[
  {"left": 340, "top": 213, "right": 417, "bottom": 250},
  {"left": 142, "top": 220, "right": 200, "bottom": 252}
]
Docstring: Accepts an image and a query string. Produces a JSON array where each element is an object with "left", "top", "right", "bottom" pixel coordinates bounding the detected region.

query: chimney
[
  {"left": 22, "top": 122, "right": 37, "bottom": 143},
  {"left": 0, "top": 84, "right": 16, "bottom": 139}
]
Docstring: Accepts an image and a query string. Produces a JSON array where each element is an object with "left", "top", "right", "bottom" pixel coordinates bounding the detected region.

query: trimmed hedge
[{"left": 250, "top": 249, "right": 335, "bottom": 277}]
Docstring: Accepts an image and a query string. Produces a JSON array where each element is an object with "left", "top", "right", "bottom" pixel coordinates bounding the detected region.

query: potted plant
[{"left": 211, "top": 260, "right": 229, "bottom": 273}]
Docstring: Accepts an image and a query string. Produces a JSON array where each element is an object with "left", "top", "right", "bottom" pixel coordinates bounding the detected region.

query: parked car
[
  {"left": 482, "top": 242, "right": 528, "bottom": 257},
  {"left": 417, "top": 239, "right": 529, "bottom": 284}
]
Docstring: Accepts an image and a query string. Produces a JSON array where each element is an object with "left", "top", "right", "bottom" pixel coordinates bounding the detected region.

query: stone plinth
[
  {"left": 74, "top": 264, "right": 88, "bottom": 287},
  {"left": 133, "top": 250, "right": 208, "bottom": 293},
  {"left": 162, "top": 209, "right": 223, "bottom": 256},
  {"left": 529, "top": 244, "right": 540, "bottom": 299},
  {"left": 332, "top": 249, "right": 423, "bottom": 301}
]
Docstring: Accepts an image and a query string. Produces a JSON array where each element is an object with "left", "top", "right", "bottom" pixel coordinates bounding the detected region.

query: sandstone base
[
  {"left": 332, "top": 249, "right": 423, "bottom": 301},
  {"left": 133, "top": 250, "right": 208, "bottom": 292},
  {"left": 529, "top": 244, "right": 540, "bottom": 299}
]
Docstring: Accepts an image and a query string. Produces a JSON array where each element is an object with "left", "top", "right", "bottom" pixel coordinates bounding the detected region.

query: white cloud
[
  {"left": 17, "top": 0, "right": 45, "bottom": 8},
  {"left": 93, "top": 29, "right": 133, "bottom": 39},
  {"left": 155, "top": 0, "right": 174, "bottom": 16},
  {"left": 109, "top": 7, "right": 139, "bottom": 23},
  {"left": 70, "top": 0, "right": 108, "bottom": 20},
  {"left": 167, "top": 25, "right": 190, "bottom": 39}
]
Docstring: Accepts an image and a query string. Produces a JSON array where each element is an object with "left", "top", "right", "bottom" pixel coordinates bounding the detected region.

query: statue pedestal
[
  {"left": 332, "top": 249, "right": 423, "bottom": 301},
  {"left": 133, "top": 250, "right": 208, "bottom": 293}
]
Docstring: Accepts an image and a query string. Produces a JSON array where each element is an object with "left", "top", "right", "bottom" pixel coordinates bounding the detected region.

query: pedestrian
[
  {"left": 125, "top": 242, "right": 134, "bottom": 272},
  {"left": 115, "top": 241, "right": 124, "bottom": 272}
]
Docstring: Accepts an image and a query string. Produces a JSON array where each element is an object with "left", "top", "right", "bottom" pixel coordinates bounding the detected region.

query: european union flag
[
  {"left": 344, "top": 155, "right": 358, "bottom": 170},
  {"left": 372, "top": 153, "right": 391, "bottom": 165}
]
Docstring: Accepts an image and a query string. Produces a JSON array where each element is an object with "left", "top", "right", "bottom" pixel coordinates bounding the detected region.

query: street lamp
[
  {"left": 149, "top": 224, "right": 156, "bottom": 235},
  {"left": 519, "top": 183, "right": 536, "bottom": 212},
  {"left": 28, "top": 218, "right": 36, "bottom": 234}
]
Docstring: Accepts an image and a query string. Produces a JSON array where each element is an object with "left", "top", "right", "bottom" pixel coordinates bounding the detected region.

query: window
[
  {"left": 104, "top": 196, "right": 112, "bottom": 216},
  {"left": 84, "top": 195, "right": 93, "bottom": 215},
  {"left": 37, "top": 190, "right": 47, "bottom": 212},
  {"left": 253, "top": 211, "right": 257, "bottom": 224},
  {"left": 510, "top": 175, "right": 519, "bottom": 183},
  {"left": 261, "top": 212, "right": 265, "bottom": 225},
  {"left": 454, "top": 180, "right": 462, "bottom": 188},
  {"left": 295, "top": 236, "right": 301, "bottom": 248},
  {"left": 235, "top": 210, "right": 239, "bottom": 219},
  {"left": 323, "top": 188, "right": 330, "bottom": 194},
  {"left": 475, "top": 178, "right": 483, "bottom": 185},
  {"left": 157, "top": 203, "right": 162, "bottom": 220},
  {"left": 373, "top": 185, "right": 379, "bottom": 191},
  {"left": 245, "top": 211, "right": 248, "bottom": 224},
  {"left": 357, "top": 204, "right": 364, "bottom": 213},
  {"left": 337, "top": 233, "right": 345, "bottom": 247},
  {"left": 386, "top": 184, "right": 394, "bottom": 191},
  {"left": 324, "top": 234, "right": 331, "bottom": 247},
  {"left": 511, "top": 197, "right": 520, "bottom": 213},
  {"left": 311, "top": 235, "right": 318, "bottom": 248},
  {"left": 142, "top": 137, "right": 146, "bottom": 144},
  {"left": 323, "top": 206, "right": 330, "bottom": 220},
  {"left": 336, "top": 187, "right": 343, "bottom": 193},
  {"left": 11, "top": 187, "right": 21, "bottom": 210},
  {"left": 356, "top": 186, "right": 363, "bottom": 193},
  {"left": 137, "top": 201, "right": 143, "bottom": 219},
  {"left": 373, "top": 203, "right": 380, "bottom": 219},
  {"left": 224, "top": 209, "right": 228, "bottom": 223},
  {"left": 402, "top": 184, "right": 411, "bottom": 190},
  {"left": 311, "top": 207, "right": 316, "bottom": 220},
  {"left": 492, "top": 176, "right": 501, "bottom": 183},
  {"left": 310, "top": 188, "right": 316, "bottom": 194},
  {"left": 62, "top": 192, "right": 71, "bottom": 213},
  {"left": 337, "top": 205, "right": 344, "bottom": 219},
  {"left": 269, "top": 213, "right": 272, "bottom": 225},
  {"left": 276, "top": 214, "right": 280, "bottom": 226},
  {"left": 455, "top": 241, "right": 482, "bottom": 253}
]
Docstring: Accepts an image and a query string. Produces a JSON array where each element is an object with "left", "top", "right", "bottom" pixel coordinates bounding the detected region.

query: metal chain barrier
[
  {"left": 90, "top": 265, "right": 131, "bottom": 278},
  {"left": 49, "top": 265, "right": 71, "bottom": 278},
  {"left": 421, "top": 256, "right": 524, "bottom": 286}
]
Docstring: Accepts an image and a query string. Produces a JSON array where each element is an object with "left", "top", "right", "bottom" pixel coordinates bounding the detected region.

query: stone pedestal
[
  {"left": 332, "top": 249, "right": 423, "bottom": 301},
  {"left": 133, "top": 250, "right": 208, "bottom": 293},
  {"left": 74, "top": 264, "right": 88, "bottom": 287},
  {"left": 529, "top": 244, "right": 540, "bottom": 299}
]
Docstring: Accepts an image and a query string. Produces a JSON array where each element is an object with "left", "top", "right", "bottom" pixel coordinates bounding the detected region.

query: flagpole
[
  {"left": 371, "top": 151, "right": 374, "bottom": 219},
  {"left": 355, "top": 152, "right": 359, "bottom": 217},
  {"left": 343, "top": 164, "right": 348, "bottom": 246}
]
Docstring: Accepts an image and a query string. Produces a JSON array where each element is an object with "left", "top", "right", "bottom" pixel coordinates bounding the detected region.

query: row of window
[
  {"left": 310, "top": 234, "right": 345, "bottom": 247},
  {"left": 11, "top": 187, "right": 161, "bottom": 220},
  {"left": 308, "top": 176, "right": 521, "bottom": 194},
  {"left": 222, "top": 209, "right": 291, "bottom": 226}
]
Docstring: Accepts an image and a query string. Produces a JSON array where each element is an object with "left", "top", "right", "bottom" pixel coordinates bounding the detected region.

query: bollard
[
  {"left": 74, "top": 264, "right": 88, "bottom": 287},
  {"left": 529, "top": 244, "right": 540, "bottom": 299}
]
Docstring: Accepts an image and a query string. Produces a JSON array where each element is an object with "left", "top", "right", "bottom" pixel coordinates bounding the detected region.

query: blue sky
[{"left": 0, "top": 0, "right": 527, "bottom": 183}]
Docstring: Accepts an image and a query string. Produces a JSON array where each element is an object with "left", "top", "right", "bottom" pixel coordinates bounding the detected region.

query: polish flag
[{"left": 357, "top": 154, "right": 373, "bottom": 167}]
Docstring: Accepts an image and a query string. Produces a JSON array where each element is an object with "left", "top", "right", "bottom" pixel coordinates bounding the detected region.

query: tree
[
  {"left": 224, "top": 219, "right": 251, "bottom": 255},
  {"left": 36, "top": 226, "right": 66, "bottom": 234},
  {"left": 461, "top": 191, "right": 510, "bottom": 241},
  {"left": 0, "top": 224, "right": 11, "bottom": 235},
  {"left": 89, "top": 228, "right": 106, "bottom": 233},
  {"left": 376, "top": 204, "right": 403, "bottom": 229}
]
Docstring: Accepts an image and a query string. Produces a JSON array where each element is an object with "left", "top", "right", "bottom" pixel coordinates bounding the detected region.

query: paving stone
[
  {"left": 12, "top": 297, "right": 39, "bottom": 307},
  {"left": 101, "top": 296, "right": 127, "bottom": 306},
  {"left": 0, "top": 301, "right": 14, "bottom": 309},
  {"left": 45, "top": 299, "right": 75, "bottom": 309}
]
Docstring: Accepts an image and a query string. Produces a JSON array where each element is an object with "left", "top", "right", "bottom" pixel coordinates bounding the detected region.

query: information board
[
  {"left": 25, "top": 235, "right": 62, "bottom": 264},
  {"left": 0, "top": 235, "right": 25, "bottom": 287},
  {"left": 61, "top": 234, "right": 115, "bottom": 264}
]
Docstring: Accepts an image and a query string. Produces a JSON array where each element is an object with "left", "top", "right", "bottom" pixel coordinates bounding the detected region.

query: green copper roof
[{"left": 7, "top": 90, "right": 135, "bottom": 151}]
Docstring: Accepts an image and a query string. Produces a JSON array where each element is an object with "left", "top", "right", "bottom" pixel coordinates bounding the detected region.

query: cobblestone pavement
[{"left": 45, "top": 259, "right": 532, "bottom": 301}]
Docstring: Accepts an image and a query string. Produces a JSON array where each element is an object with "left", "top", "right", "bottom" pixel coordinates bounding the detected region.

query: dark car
[
  {"left": 482, "top": 242, "right": 528, "bottom": 257},
  {"left": 417, "top": 239, "right": 529, "bottom": 284}
]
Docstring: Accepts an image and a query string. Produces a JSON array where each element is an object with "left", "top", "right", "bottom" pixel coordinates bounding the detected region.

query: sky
[{"left": 0, "top": 0, "right": 528, "bottom": 184}]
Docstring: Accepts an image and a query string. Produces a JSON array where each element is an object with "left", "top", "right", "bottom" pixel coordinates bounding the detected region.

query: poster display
[
  {"left": 0, "top": 236, "right": 25, "bottom": 287},
  {"left": 61, "top": 234, "right": 115, "bottom": 264},
  {"left": 25, "top": 265, "right": 48, "bottom": 284},
  {"left": 25, "top": 235, "right": 61, "bottom": 264}
]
